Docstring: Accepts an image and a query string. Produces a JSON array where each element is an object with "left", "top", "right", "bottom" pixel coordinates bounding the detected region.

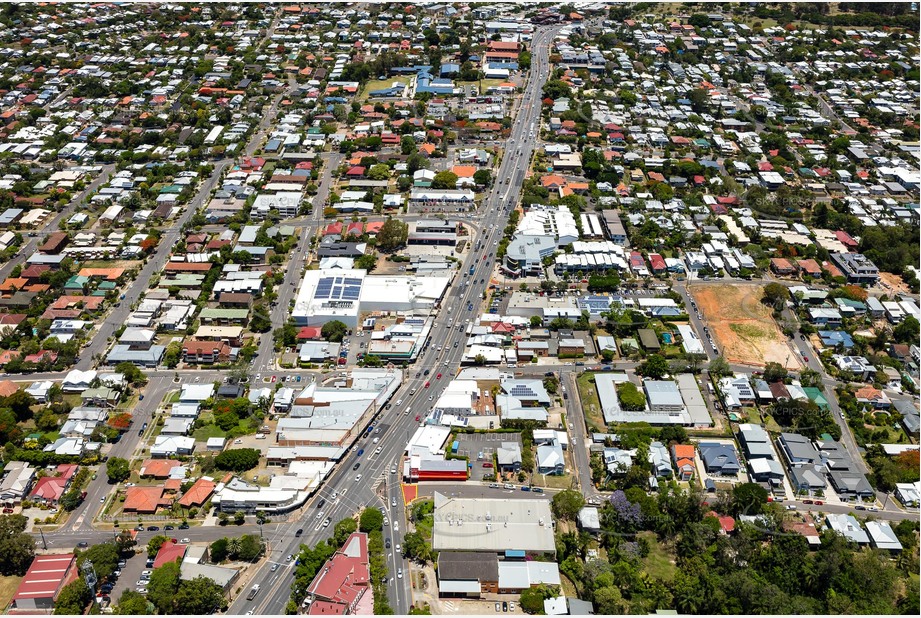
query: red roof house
[{"left": 153, "top": 540, "right": 188, "bottom": 569}]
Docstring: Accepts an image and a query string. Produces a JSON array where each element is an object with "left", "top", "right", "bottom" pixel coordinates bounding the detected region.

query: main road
[{"left": 227, "top": 24, "right": 564, "bottom": 616}]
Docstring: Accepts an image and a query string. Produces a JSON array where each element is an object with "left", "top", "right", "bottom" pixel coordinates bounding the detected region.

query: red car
[
  {"left": 271, "top": 375, "right": 277, "bottom": 382},
  {"left": 415, "top": 415, "right": 420, "bottom": 422},
  {"left": 814, "top": 500, "right": 824, "bottom": 505},
  {"left": 802, "top": 355, "right": 809, "bottom": 362},
  {"left": 424, "top": 381, "right": 430, "bottom": 388},
  {"left": 436, "top": 373, "right": 442, "bottom": 379}
]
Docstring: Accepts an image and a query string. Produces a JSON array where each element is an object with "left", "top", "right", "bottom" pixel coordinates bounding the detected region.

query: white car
[
  {"left": 180, "top": 538, "right": 190, "bottom": 544},
  {"left": 395, "top": 543, "right": 401, "bottom": 553},
  {"left": 355, "top": 474, "right": 363, "bottom": 482},
  {"left": 397, "top": 568, "right": 403, "bottom": 579}
]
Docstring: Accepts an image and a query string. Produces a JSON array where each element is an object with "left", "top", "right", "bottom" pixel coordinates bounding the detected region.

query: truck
[{"left": 247, "top": 585, "right": 260, "bottom": 601}]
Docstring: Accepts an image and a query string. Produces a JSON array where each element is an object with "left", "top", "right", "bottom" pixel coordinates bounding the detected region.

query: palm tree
[{"left": 227, "top": 537, "right": 242, "bottom": 559}]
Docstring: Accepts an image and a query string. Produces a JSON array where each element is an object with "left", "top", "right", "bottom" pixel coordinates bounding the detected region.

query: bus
[{"left": 247, "top": 585, "right": 260, "bottom": 601}]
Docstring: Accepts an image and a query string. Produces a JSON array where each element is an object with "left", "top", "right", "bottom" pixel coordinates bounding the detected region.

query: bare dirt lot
[{"left": 691, "top": 283, "right": 801, "bottom": 370}]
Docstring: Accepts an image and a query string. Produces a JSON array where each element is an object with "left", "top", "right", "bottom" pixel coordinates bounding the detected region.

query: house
[
  {"left": 778, "top": 433, "right": 821, "bottom": 465},
  {"left": 178, "top": 477, "right": 216, "bottom": 509},
  {"left": 139, "top": 459, "right": 182, "bottom": 479},
  {"left": 536, "top": 441, "right": 565, "bottom": 475},
  {"left": 29, "top": 464, "right": 78, "bottom": 505},
  {"left": 671, "top": 444, "right": 695, "bottom": 480},
  {"left": 854, "top": 385, "right": 891, "bottom": 409},
  {"left": 825, "top": 513, "right": 870, "bottom": 545},
  {"left": 153, "top": 540, "right": 188, "bottom": 569},
  {"left": 577, "top": 507, "right": 601, "bottom": 534},
  {"left": 0, "top": 461, "right": 36, "bottom": 505},
  {"left": 150, "top": 435, "right": 196, "bottom": 458},
  {"left": 698, "top": 442, "right": 741, "bottom": 475},
  {"left": 648, "top": 441, "right": 672, "bottom": 478},
  {"left": 80, "top": 386, "right": 120, "bottom": 408},
  {"left": 496, "top": 442, "right": 522, "bottom": 473},
  {"left": 123, "top": 486, "right": 172, "bottom": 513},
  {"left": 865, "top": 521, "right": 903, "bottom": 552}
]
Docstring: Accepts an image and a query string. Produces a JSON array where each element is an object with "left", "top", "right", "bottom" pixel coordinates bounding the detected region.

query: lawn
[
  {"left": 411, "top": 499, "right": 435, "bottom": 540},
  {"left": 576, "top": 372, "right": 605, "bottom": 432},
  {"left": 638, "top": 531, "right": 677, "bottom": 582},
  {"left": 359, "top": 75, "right": 411, "bottom": 101},
  {"left": 192, "top": 423, "right": 227, "bottom": 442},
  {"left": 0, "top": 575, "right": 22, "bottom": 611},
  {"left": 457, "top": 78, "right": 509, "bottom": 91}
]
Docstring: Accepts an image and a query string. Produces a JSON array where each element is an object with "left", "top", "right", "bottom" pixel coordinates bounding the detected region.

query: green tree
[
  {"left": 367, "top": 164, "right": 391, "bottom": 181},
  {"left": 763, "top": 362, "right": 788, "bottom": 383},
  {"left": 107, "top": 457, "right": 131, "bottom": 483},
  {"left": 519, "top": 585, "right": 549, "bottom": 614},
  {"left": 638, "top": 354, "right": 669, "bottom": 379},
  {"left": 209, "top": 538, "right": 229, "bottom": 563},
  {"left": 333, "top": 518, "right": 358, "bottom": 546},
  {"left": 214, "top": 448, "right": 261, "bottom": 472},
  {"left": 236, "top": 534, "right": 263, "bottom": 561},
  {"left": 0, "top": 514, "right": 36, "bottom": 576},
  {"left": 763, "top": 282, "right": 789, "bottom": 307},
  {"left": 551, "top": 490, "right": 585, "bottom": 521},
  {"left": 116, "top": 590, "right": 152, "bottom": 615},
  {"left": 147, "top": 535, "right": 171, "bottom": 558},
  {"left": 115, "top": 361, "right": 147, "bottom": 385},
  {"left": 892, "top": 316, "right": 920, "bottom": 346},
  {"left": 355, "top": 254, "right": 377, "bottom": 271},
  {"left": 402, "top": 531, "right": 432, "bottom": 563},
  {"left": 53, "top": 578, "right": 91, "bottom": 615},
  {"left": 146, "top": 561, "right": 181, "bottom": 614},
  {"left": 359, "top": 508, "right": 384, "bottom": 532},
  {"left": 376, "top": 218, "right": 409, "bottom": 252},
  {"left": 77, "top": 542, "right": 119, "bottom": 579},
  {"left": 321, "top": 320, "right": 348, "bottom": 342},
  {"left": 616, "top": 381, "right": 646, "bottom": 410},
  {"left": 173, "top": 576, "right": 226, "bottom": 614},
  {"left": 473, "top": 169, "right": 492, "bottom": 186},
  {"left": 731, "top": 483, "right": 769, "bottom": 516},
  {"left": 431, "top": 171, "right": 458, "bottom": 189},
  {"left": 708, "top": 356, "right": 731, "bottom": 377}
]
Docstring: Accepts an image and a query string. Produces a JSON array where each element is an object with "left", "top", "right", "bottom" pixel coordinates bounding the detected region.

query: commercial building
[
  {"left": 8, "top": 554, "right": 78, "bottom": 614},
  {"left": 432, "top": 492, "right": 555, "bottom": 554},
  {"left": 302, "top": 533, "right": 371, "bottom": 615},
  {"left": 291, "top": 269, "right": 449, "bottom": 327}
]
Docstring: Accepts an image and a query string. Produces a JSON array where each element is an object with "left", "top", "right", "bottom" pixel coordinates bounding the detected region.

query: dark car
[
  {"left": 164, "top": 525, "right": 174, "bottom": 531},
  {"left": 357, "top": 449, "right": 364, "bottom": 456},
  {"left": 178, "top": 523, "right": 190, "bottom": 530},
  {"left": 295, "top": 529, "right": 303, "bottom": 537},
  {"left": 353, "top": 463, "right": 361, "bottom": 471},
  {"left": 77, "top": 541, "right": 89, "bottom": 548},
  {"left": 423, "top": 369, "right": 430, "bottom": 376},
  {"left": 317, "top": 499, "right": 326, "bottom": 509},
  {"left": 147, "top": 526, "right": 160, "bottom": 531},
  {"left": 385, "top": 538, "right": 391, "bottom": 549},
  {"left": 503, "top": 602, "right": 509, "bottom": 612}
]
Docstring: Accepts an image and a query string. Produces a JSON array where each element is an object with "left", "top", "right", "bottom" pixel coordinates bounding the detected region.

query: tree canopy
[
  {"left": 0, "top": 514, "right": 35, "bottom": 576},
  {"left": 214, "top": 448, "right": 260, "bottom": 472},
  {"left": 321, "top": 320, "right": 348, "bottom": 342}
]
